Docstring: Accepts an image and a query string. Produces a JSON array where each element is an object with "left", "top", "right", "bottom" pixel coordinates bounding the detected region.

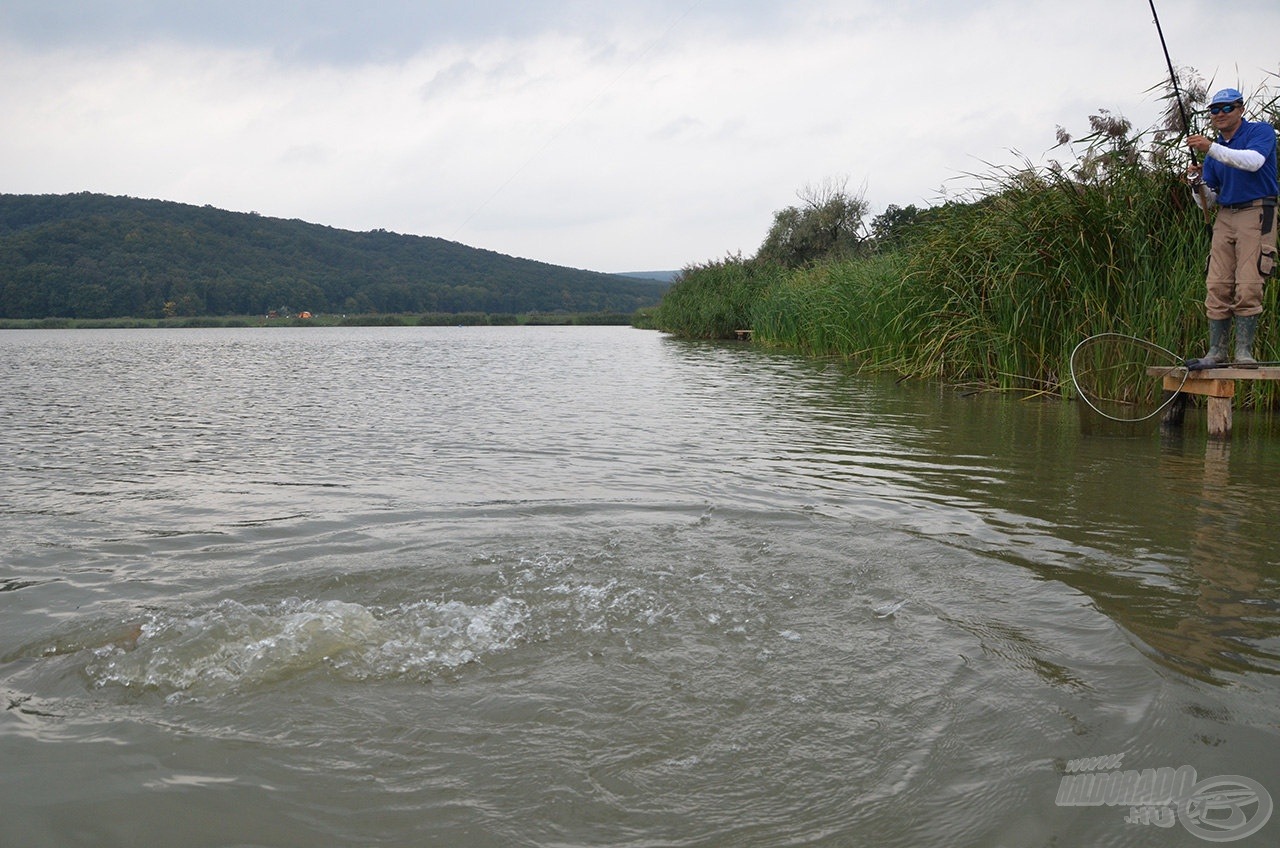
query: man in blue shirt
[{"left": 1187, "top": 87, "right": 1279, "bottom": 367}]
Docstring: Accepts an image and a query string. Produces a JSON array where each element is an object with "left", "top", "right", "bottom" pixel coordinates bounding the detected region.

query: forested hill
[{"left": 0, "top": 193, "right": 668, "bottom": 319}]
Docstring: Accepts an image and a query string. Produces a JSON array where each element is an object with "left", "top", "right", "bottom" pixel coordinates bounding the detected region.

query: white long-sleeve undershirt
[
  {"left": 1206, "top": 142, "right": 1266, "bottom": 172},
  {"left": 1190, "top": 141, "right": 1269, "bottom": 209}
]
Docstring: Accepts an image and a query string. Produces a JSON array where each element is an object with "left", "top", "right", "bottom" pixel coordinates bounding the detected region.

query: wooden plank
[
  {"left": 1140, "top": 365, "right": 1280, "bottom": 439},
  {"left": 1163, "top": 376, "right": 1235, "bottom": 398},
  {"left": 1146, "top": 365, "right": 1280, "bottom": 381},
  {"left": 1189, "top": 367, "right": 1280, "bottom": 380}
]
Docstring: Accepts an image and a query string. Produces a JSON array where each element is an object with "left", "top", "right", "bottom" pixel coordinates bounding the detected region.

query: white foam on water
[
  {"left": 84, "top": 595, "right": 530, "bottom": 697},
  {"left": 76, "top": 553, "right": 758, "bottom": 700},
  {"left": 497, "top": 553, "right": 674, "bottom": 638}
]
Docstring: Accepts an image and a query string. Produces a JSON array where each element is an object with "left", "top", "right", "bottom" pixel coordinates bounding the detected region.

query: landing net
[{"left": 1069, "top": 333, "right": 1188, "bottom": 423}]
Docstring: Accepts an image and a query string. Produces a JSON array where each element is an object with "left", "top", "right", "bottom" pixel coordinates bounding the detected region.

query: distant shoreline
[{"left": 0, "top": 311, "right": 644, "bottom": 330}]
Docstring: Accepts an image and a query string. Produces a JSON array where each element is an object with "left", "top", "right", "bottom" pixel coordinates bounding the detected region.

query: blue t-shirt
[{"left": 1203, "top": 118, "right": 1279, "bottom": 205}]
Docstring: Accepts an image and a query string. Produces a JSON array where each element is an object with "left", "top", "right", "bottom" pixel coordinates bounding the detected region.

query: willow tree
[{"left": 755, "top": 177, "right": 870, "bottom": 268}]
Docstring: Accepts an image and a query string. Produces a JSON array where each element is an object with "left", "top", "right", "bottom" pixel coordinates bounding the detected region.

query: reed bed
[
  {"left": 875, "top": 162, "right": 1214, "bottom": 397},
  {"left": 653, "top": 97, "right": 1280, "bottom": 408},
  {"left": 649, "top": 254, "right": 785, "bottom": 340}
]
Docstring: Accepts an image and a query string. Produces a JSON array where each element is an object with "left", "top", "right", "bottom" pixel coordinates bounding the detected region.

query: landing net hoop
[{"left": 1069, "top": 333, "right": 1189, "bottom": 423}]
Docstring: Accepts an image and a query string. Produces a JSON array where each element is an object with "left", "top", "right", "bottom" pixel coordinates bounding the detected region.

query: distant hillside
[
  {"left": 0, "top": 193, "right": 668, "bottom": 319},
  {"left": 620, "top": 270, "right": 681, "bottom": 283}
]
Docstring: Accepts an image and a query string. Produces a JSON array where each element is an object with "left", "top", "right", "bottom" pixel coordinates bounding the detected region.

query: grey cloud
[{"left": 0, "top": 0, "right": 792, "bottom": 64}]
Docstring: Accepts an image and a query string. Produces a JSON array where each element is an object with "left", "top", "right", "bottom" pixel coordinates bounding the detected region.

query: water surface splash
[{"left": 85, "top": 596, "right": 529, "bottom": 698}]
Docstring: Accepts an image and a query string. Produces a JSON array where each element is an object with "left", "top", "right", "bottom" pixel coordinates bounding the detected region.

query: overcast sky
[{"left": 1, "top": 1, "right": 1276, "bottom": 273}]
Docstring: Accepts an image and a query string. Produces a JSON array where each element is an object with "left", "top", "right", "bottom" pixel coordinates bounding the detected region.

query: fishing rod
[{"left": 1147, "top": 0, "right": 1213, "bottom": 231}]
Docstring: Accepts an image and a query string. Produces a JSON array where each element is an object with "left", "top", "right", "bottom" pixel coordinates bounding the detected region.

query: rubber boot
[
  {"left": 1234, "top": 314, "right": 1259, "bottom": 368},
  {"left": 1188, "top": 318, "right": 1231, "bottom": 370}
]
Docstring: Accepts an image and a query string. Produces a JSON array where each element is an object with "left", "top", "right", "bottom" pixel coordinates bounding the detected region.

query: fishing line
[
  {"left": 1147, "top": 0, "right": 1193, "bottom": 141},
  {"left": 449, "top": 0, "right": 703, "bottom": 243},
  {"left": 1147, "top": 0, "right": 1212, "bottom": 230}
]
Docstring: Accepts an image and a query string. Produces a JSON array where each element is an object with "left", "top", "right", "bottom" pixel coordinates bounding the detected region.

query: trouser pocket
[{"left": 1259, "top": 205, "right": 1276, "bottom": 278}]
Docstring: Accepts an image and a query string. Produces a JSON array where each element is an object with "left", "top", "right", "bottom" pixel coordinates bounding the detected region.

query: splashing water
[
  {"left": 76, "top": 553, "right": 682, "bottom": 700},
  {"left": 85, "top": 596, "right": 530, "bottom": 698}
]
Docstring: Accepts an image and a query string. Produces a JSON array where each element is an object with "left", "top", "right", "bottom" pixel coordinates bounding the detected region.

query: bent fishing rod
[{"left": 1148, "top": 0, "right": 1213, "bottom": 232}]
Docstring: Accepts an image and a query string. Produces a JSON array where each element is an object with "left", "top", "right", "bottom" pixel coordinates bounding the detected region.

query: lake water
[{"left": 2, "top": 325, "right": 1279, "bottom": 847}]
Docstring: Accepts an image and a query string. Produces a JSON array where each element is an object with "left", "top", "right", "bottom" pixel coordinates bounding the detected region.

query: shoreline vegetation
[
  {"left": 0, "top": 311, "right": 638, "bottom": 330},
  {"left": 646, "top": 74, "right": 1280, "bottom": 409},
  {"left": 0, "top": 193, "right": 667, "bottom": 320}
]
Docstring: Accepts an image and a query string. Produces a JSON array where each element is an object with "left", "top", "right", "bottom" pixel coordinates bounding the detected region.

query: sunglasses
[{"left": 1209, "top": 103, "right": 1240, "bottom": 115}]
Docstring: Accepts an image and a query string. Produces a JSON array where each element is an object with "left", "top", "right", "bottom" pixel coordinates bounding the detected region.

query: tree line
[{"left": 0, "top": 193, "right": 667, "bottom": 319}]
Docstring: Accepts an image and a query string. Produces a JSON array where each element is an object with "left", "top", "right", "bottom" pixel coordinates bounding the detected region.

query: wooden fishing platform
[
  {"left": 1146, "top": 365, "right": 1280, "bottom": 438},
  {"left": 734, "top": 329, "right": 754, "bottom": 341}
]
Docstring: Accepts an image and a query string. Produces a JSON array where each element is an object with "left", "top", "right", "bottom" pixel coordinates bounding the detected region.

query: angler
[{"left": 1187, "top": 88, "right": 1279, "bottom": 369}]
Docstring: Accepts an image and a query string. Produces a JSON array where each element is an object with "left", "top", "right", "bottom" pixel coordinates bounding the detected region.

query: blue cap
[{"left": 1210, "top": 88, "right": 1244, "bottom": 105}]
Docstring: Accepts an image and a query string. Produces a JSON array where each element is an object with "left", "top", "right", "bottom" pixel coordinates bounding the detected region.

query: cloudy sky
[{"left": 1, "top": 1, "right": 1276, "bottom": 273}]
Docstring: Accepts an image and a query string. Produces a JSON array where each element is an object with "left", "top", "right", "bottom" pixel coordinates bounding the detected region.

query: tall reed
[
  {"left": 652, "top": 87, "right": 1280, "bottom": 407},
  {"left": 883, "top": 159, "right": 1212, "bottom": 394},
  {"left": 649, "top": 254, "right": 785, "bottom": 339}
]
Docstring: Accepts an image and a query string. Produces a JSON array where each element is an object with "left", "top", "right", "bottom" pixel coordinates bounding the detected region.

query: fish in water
[{"left": 873, "top": 599, "right": 909, "bottom": 619}]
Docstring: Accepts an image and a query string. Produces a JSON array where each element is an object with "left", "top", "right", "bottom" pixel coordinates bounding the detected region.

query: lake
[{"left": 2, "top": 325, "right": 1278, "bottom": 847}]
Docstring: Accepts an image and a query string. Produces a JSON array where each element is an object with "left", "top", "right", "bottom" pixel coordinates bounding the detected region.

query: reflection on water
[
  {"left": 1, "top": 326, "right": 1278, "bottom": 847},
  {"left": 1139, "top": 439, "right": 1280, "bottom": 681},
  {"left": 677, "top": 344, "right": 1280, "bottom": 687}
]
